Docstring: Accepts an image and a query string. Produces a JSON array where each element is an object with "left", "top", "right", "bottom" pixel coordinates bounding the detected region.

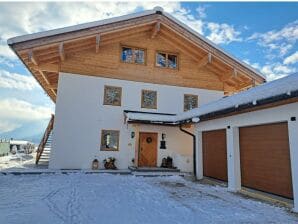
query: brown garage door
[
  {"left": 202, "top": 129, "right": 228, "bottom": 181},
  {"left": 240, "top": 122, "right": 293, "bottom": 198}
]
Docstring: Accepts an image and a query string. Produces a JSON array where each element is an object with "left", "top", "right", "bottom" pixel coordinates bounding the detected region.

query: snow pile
[
  {"left": 0, "top": 173, "right": 296, "bottom": 224},
  {"left": 126, "top": 73, "right": 298, "bottom": 123},
  {"left": 0, "top": 153, "right": 35, "bottom": 170}
]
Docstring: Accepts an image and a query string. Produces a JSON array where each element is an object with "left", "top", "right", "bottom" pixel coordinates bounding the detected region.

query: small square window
[
  {"left": 184, "top": 94, "right": 198, "bottom": 111},
  {"left": 104, "top": 86, "right": 122, "bottom": 106},
  {"left": 101, "top": 130, "right": 119, "bottom": 151},
  {"left": 121, "top": 46, "right": 145, "bottom": 64},
  {"left": 156, "top": 51, "right": 178, "bottom": 69},
  {"left": 141, "top": 90, "right": 157, "bottom": 109}
]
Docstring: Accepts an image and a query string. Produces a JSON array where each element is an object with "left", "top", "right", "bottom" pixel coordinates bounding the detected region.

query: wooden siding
[
  {"left": 10, "top": 14, "right": 266, "bottom": 102},
  {"left": 202, "top": 129, "right": 228, "bottom": 181},
  {"left": 239, "top": 122, "right": 293, "bottom": 198},
  {"left": 60, "top": 35, "right": 224, "bottom": 91}
]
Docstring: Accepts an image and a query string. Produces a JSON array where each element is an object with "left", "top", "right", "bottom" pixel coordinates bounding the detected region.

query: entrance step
[{"left": 128, "top": 166, "right": 180, "bottom": 172}]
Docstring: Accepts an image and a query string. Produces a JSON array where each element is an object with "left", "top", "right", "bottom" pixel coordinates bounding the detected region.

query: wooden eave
[{"left": 8, "top": 10, "right": 265, "bottom": 103}]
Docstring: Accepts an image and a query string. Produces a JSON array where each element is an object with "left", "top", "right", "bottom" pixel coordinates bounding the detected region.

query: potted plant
[{"left": 103, "top": 157, "right": 117, "bottom": 169}]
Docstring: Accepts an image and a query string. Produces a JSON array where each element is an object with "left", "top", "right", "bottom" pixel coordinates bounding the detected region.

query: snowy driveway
[{"left": 0, "top": 173, "right": 297, "bottom": 224}]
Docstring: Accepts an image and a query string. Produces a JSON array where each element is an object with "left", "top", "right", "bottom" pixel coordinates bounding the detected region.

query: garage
[
  {"left": 202, "top": 129, "right": 227, "bottom": 181},
  {"left": 239, "top": 122, "right": 293, "bottom": 198}
]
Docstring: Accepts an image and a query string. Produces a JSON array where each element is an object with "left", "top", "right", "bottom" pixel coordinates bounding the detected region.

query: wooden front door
[{"left": 138, "top": 132, "right": 157, "bottom": 167}]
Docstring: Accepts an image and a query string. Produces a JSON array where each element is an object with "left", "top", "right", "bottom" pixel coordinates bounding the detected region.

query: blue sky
[{"left": 0, "top": 2, "right": 297, "bottom": 143}]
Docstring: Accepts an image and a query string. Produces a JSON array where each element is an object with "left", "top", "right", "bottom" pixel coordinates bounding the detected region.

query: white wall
[
  {"left": 195, "top": 102, "right": 298, "bottom": 211},
  {"left": 50, "top": 72, "right": 224, "bottom": 171}
]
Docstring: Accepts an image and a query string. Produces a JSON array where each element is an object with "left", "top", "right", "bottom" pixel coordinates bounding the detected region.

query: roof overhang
[{"left": 8, "top": 7, "right": 266, "bottom": 102}]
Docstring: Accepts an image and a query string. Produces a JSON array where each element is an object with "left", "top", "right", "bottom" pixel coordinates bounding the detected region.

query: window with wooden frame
[
  {"left": 184, "top": 94, "right": 198, "bottom": 111},
  {"left": 121, "top": 45, "right": 146, "bottom": 65},
  {"left": 156, "top": 51, "right": 178, "bottom": 69},
  {"left": 100, "top": 130, "right": 120, "bottom": 151},
  {"left": 141, "top": 90, "right": 157, "bottom": 109},
  {"left": 103, "top": 85, "right": 122, "bottom": 106}
]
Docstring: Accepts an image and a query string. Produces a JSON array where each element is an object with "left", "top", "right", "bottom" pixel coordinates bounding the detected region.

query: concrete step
[{"left": 128, "top": 166, "right": 180, "bottom": 172}]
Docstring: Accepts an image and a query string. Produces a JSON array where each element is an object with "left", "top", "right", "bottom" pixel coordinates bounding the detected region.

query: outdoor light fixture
[
  {"left": 162, "top": 133, "right": 166, "bottom": 140},
  {"left": 192, "top": 117, "right": 200, "bottom": 123},
  {"left": 131, "top": 131, "right": 135, "bottom": 139}
]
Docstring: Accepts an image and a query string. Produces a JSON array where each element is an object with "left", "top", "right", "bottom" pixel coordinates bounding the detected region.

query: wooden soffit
[{"left": 8, "top": 11, "right": 265, "bottom": 102}]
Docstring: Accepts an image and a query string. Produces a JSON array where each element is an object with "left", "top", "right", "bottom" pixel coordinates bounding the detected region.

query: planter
[{"left": 104, "top": 161, "right": 117, "bottom": 170}]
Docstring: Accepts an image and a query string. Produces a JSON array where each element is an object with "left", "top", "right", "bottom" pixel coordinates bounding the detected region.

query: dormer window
[
  {"left": 121, "top": 45, "right": 146, "bottom": 65},
  {"left": 156, "top": 51, "right": 178, "bottom": 69}
]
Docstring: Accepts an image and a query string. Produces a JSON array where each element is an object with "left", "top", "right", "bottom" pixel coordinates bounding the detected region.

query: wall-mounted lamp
[
  {"left": 131, "top": 131, "right": 135, "bottom": 139},
  {"left": 162, "top": 133, "right": 166, "bottom": 140}
]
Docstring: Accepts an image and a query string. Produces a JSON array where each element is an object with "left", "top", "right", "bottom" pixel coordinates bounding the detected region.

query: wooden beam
[
  {"left": 47, "top": 83, "right": 57, "bottom": 89},
  {"left": 252, "top": 79, "right": 256, "bottom": 87},
  {"left": 32, "top": 63, "right": 59, "bottom": 73},
  {"left": 198, "top": 53, "right": 211, "bottom": 69},
  {"left": 38, "top": 70, "right": 50, "bottom": 85},
  {"left": 59, "top": 42, "right": 65, "bottom": 61},
  {"left": 233, "top": 68, "right": 237, "bottom": 77},
  {"left": 95, "top": 34, "right": 100, "bottom": 53},
  {"left": 151, "top": 21, "right": 160, "bottom": 38},
  {"left": 28, "top": 49, "right": 38, "bottom": 65},
  {"left": 159, "top": 33, "right": 203, "bottom": 63}
]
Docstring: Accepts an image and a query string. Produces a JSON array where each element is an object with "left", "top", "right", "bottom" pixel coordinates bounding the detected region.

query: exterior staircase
[
  {"left": 36, "top": 114, "right": 54, "bottom": 166},
  {"left": 37, "top": 132, "right": 52, "bottom": 166}
]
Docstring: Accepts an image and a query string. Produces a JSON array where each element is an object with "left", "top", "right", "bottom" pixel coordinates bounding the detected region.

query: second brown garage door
[
  {"left": 202, "top": 129, "right": 228, "bottom": 181},
  {"left": 239, "top": 122, "right": 293, "bottom": 198}
]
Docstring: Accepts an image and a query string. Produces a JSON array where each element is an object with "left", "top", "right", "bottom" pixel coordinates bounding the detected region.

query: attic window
[
  {"left": 121, "top": 46, "right": 146, "bottom": 64},
  {"left": 156, "top": 51, "right": 178, "bottom": 69},
  {"left": 184, "top": 94, "right": 198, "bottom": 111}
]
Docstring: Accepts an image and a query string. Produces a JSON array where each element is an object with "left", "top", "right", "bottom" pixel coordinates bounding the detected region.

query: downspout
[{"left": 179, "top": 124, "right": 196, "bottom": 176}]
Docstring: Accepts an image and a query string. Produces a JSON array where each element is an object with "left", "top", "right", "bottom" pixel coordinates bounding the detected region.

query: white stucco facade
[
  {"left": 194, "top": 102, "right": 298, "bottom": 212},
  {"left": 49, "top": 72, "right": 224, "bottom": 172}
]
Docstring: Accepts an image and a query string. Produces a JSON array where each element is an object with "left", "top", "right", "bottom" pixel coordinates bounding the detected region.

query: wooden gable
[{"left": 8, "top": 10, "right": 265, "bottom": 102}]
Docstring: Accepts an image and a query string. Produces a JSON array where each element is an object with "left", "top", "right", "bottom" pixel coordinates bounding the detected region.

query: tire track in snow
[
  {"left": 66, "top": 186, "right": 82, "bottom": 224},
  {"left": 44, "top": 188, "right": 68, "bottom": 223}
]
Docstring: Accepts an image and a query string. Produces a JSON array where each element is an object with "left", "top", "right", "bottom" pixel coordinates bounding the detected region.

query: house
[
  {"left": 0, "top": 140, "right": 10, "bottom": 157},
  {"left": 7, "top": 6, "right": 264, "bottom": 172},
  {"left": 9, "top": 140, "right": 35, "bottom": 154},
  {"left": 9, "top": 7, "right": 298, "bottom": 211}
]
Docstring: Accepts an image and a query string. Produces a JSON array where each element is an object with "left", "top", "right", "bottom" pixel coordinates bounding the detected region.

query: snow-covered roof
[
  {"left": 10, "top": 140, "right": 32, "bottom": 145},
  {"left": 7, "top": 6, "right": 264, "bottom": 80},
  {"left": 126, "top": 73, "right": 298, "bottom": 124}
]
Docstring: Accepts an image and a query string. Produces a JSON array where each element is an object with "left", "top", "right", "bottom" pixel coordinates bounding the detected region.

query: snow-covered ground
[
  {"left": 0, "top": 153, "right": 35, "bottom": 170},
  {"left": 0, "top": 173, "right": 297, "bottom": 224}
]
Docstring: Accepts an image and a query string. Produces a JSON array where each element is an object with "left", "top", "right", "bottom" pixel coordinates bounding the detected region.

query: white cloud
[
  {"left": 0, "top": 98, "right": 53, "bottom": 133},
  {"left": 244, "top": 59, "right": 296, "bottom": 81},
  {"left": 0, "top": 69, "right": 39, "bottom": 90},
  {"left": 0, "top": 44, "right": 17, "bottom": 60},
  {"left": 0, "top": 57, "right": 15, "bottom": 68},
  {"left": 196, "top": 5, "right": 207, "bottom": 19},
  {"left": 248, "top": 20, "right": 298, "bottom": 58},
  {"left": 0, "top": 121, "right": 21, "bottom": 133},
  {"left": 0, "top": 1, "right": 242, "bottom": 63},
  {"left": 284, "top": 51, "right": 298, "bottom": 65},
  {"left": 206, "top": 22, "right": 242, "bottom": 44}
]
